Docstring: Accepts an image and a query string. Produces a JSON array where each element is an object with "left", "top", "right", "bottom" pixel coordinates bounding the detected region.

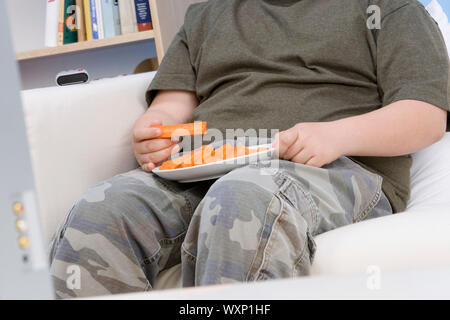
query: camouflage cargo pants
[{"left": 49, "top": 157, "right": 392, "bottom": 298}]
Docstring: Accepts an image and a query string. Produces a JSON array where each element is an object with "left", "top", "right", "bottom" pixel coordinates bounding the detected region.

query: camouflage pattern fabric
[{"left": 49, "top": 156, "right": 392, "bottom": 298}]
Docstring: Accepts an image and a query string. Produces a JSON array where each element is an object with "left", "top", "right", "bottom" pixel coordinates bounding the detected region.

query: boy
[{"left": 50, "top": 0, "right": 449, "bottom": 298}]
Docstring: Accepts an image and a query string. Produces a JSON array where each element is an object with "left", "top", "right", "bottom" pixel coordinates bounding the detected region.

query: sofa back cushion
[
  {"left": 408, "top": 133, "right": 450, "bottom": 210},
  {"left": 22, "top": 72, "right": 156, "bottom": 242},
  {"left": 426, "top": 0, "right": 450, "bottom": 55}
]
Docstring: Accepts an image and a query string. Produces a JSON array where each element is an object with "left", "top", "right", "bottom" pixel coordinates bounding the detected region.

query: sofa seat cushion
[
  {"left": 154, "top": 205, "right": 450, "bottom": 289},
  {"left": 311, "top": 206, "right": 450, "bottom": 275}
]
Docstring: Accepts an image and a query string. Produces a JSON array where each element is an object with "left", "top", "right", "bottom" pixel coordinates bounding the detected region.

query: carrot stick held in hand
[{"left": 153, "top": 122, "right": 207, "bottom": 139}]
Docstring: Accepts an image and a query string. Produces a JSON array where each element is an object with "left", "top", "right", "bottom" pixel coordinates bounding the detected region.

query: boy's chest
[{"left": 193, "top": 0, "right": 376, "bottom": 83}]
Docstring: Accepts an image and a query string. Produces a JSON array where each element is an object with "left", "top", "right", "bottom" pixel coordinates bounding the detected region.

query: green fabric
[{"left": 146, "top": 0, "right": 450, "bottom": 213}]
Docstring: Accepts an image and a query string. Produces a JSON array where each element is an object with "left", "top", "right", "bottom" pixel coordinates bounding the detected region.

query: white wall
[
  {"left": 6, "top": 0, "right": 46, "bottom": 52},
  {"left": 6, "top": 0, "right": 157, "bottom": 90}
]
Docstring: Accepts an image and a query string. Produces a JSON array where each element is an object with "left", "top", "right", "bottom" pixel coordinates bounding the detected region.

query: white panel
[{"left": 5, "top": 0, "right": 46, "bottom": 52}]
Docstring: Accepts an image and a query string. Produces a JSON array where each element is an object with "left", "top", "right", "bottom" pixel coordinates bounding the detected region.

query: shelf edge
[{"left": 16, "top": 31, "right": 155, "bottom": 61}]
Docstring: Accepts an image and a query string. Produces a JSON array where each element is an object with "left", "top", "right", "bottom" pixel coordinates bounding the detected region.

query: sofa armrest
[{"left": 22, "top": 72, "right": 156, "bottom": 242}]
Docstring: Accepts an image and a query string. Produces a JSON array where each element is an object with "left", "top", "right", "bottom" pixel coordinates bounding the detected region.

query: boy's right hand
[{"left": 132, "top": 119, "right": 180, "bottom": 172}]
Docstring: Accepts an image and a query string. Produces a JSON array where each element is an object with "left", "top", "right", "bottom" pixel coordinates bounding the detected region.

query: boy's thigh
[
  {"left": 50, "top": 168, "right": 212, "bottom": 267},
  {"left": 190, "top": 156, "right": 391, "bottom": 236},
  {"left": 60, "top": 169, "right": 209, "bottom": 233},
  {"left": 273, "top": 157, "right": 392, "bottom": 235}
]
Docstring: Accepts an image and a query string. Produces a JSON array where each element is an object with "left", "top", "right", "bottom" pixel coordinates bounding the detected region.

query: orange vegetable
[
  {"left": 235, "top": 144, "right": 249, "bottom": 157},
  {"left": 174, "top": 152, "right": 195, "bottom": 168},
  {"left": 153, "top": 122, "right": 207, "bottom": 139},
  {"left": 160, "top": 160, "right": 179, "bottom": 170},
  {"left": 201, "top": 145, "right": 215, "bottom": 163},
  {"left": 162, "top": 145, "right": 214, "bottom": 169},
  {"left": 158, "top": 143, "right": 270, "bottom": 171},
  {"left": 248, "top": 147, "right": 269, "bottom": 154},
  {"left": 213, "top": 143, "right": 235, "bottom": 161},
  {"left": 193, "top": 145, "right": 214, "bottom": 165}
]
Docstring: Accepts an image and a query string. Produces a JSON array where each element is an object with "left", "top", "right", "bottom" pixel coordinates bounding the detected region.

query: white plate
[{"left": 152, "top": 144, "right": 274, "bottom": 183}]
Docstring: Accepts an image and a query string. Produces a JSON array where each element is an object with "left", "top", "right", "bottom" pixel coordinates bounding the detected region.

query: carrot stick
[
  {"left": 160, "top": 160, "right": 180, "bottom": 170},
  {"left": 173, "top": 152, "right": 194, "bottom": 168},
  {"left": 153, "top": 122, "right": 207, "bottom": 139},
  {"left": 214, "top": 143, "right": 235, "bottom": 161},
  {"left": 192, "top": 145, "right": 213, "bottom": 165},
  {"left": 235, "top": 144, "right": 249, "bottom": 157},
  {"left": 159, "top": 144, "right": 270, "bottom": 170}
]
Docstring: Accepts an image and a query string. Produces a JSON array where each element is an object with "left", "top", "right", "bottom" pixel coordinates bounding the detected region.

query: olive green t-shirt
[{"left": 147, "top": 0, "right": 450, "bottom": 213}]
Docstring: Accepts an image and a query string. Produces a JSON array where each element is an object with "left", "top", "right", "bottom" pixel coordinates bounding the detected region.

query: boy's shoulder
[
  {"left": 184, "top": 0, "right": 225, "bottom": 17},
  {"left": 183, "top": 0, "right": 232, "bottom": 32}
]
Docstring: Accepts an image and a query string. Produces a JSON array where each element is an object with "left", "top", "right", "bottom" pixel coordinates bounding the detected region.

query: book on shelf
[
  {"left": 63, "top": 0, "right": 78, "bottom": 44},
  {"left": 58, "top": 0, "right": 64, "bottom": 45},
  {"left": 113, "top": 0, "right": 122, "bottom": 36},
  {"left": 101, "top": 0, "right": 121, "bottom": 38},
  {"left": 118, "top": 0, "right": 137, "bottom": 34},
  {"left": 134, "top": 0, "right": 153, "bottom": 31},
  {"left": 44, "top": 0, "right": 154, "bottom": 48},
  {"left": 83, "top": 0, "right": 93, "bottom": 40},
  {"left": 89, "top": 0, "right": 100, "bottom": 40},
  {"left": 76, "top": 0, "right": 86, "bottom": 41},
  {"left": 95, "top": 0, "right": 105, "bottom": 39},
  {"left": 45, "top": 0, "right": 59, "bottom": 47}
]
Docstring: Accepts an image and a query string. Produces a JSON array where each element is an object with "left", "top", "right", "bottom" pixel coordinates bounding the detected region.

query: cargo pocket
[
  {"left": 247, "top": 172, "right": 319, "bottom": 280},
  {"left": 340, "top": 158, "right": 384, "bottom": 223},
  {"left": 293, "top": 230, "right": 317, "bottom": 276},
  {"left": 276, "top": 173, "right": 319, "bottom": 276}
]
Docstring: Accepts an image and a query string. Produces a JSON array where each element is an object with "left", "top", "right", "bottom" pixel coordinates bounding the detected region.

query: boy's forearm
[
  {"left": 334, "top": 100, "right": 447, "bottom": 157},
  {"left": 142, "top": 108, "right": 183, "bottom": 126},
  {"left": 141, "top": 90, "right": 198, "bottom": 126}
]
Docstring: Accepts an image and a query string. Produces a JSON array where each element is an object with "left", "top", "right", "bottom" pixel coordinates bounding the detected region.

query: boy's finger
[
  {"left": 149, "top": 119, "right": 163, "bottom": 127},
  {"left": 292, "top": 149, "right": 313, "bottom": 165},
  {"left": 283, "top": 139, "right": 304, "bottom": 160},
  {"left": 141, "top": 144, "right": 180, "bottom": 164},
  {"left": 142, "top": 162, "right": 155, "bottom": 172},
  {"left": 133, "top": 127, "right": 162, "bottom": 142},
  {"left": 275, "top": 128, "right": 298, "bottom": 157},
  {"left": 305, "top": 157, "right": 322, "bottom": 168},
  {"left": 136, "top": 139, "right": 176, "bottom": 154}
]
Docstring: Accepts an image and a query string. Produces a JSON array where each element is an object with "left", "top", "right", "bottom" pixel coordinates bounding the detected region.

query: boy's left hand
[{"left": 273, "top": 122, "right": 345, "bottom": 168}]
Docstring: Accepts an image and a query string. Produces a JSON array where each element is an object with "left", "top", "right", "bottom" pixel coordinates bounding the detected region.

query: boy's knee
[
  {"left": 195, "top": 166, "right": 277, "bottom": 233},
  {"left": 73, "top": 181, "right": 129, "bottom": 221},
  {"left": 211, "top": 165, "right": 280, "bottom": 198},
  {"left": 61, "top": 177, "right": 159, "bottom": 239}
]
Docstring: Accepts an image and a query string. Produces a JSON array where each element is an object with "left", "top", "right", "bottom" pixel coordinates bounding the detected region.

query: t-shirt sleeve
[
  {"left": 145, "top": 25, "right": 197, "bottom": 106},
  {"left": 376, "top": 3, "right": 450, "bottom": 113}
]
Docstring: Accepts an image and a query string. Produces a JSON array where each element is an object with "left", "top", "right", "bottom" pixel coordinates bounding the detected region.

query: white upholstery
[
  {"left": 311, "top": 205, "right": 450, "bottom": 275},
  {"left": 22, "top": 73, "right": 152, "bottom": 242},
  {"left": 426, "top": 0, "right": 450, "bottom": 54},
  {"left": 22, "top": 71, "right": 450, "bottom": 292},
  {"left": 408, "top": 134, "right": 450, "bottom": 210}
]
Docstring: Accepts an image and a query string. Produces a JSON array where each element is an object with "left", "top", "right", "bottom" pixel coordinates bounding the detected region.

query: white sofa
[{"left": 21, "top": 71, "right": 450, "bottom": 294}]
